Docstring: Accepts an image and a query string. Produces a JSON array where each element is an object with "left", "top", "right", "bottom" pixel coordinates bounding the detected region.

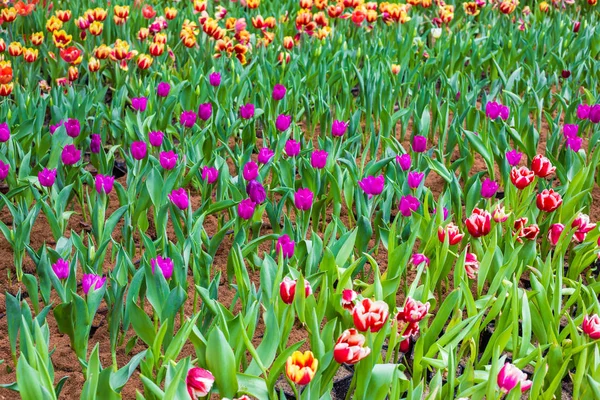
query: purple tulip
[
  {"left": 294, "top": 188, "right": 314, "bottom": 211},
  {"left": 151, "top": 255, "right": 174, "bottom": 280},
  {"left": 331, "top": 120, "right": 348, "bottom": 137},
  {"left": 82, "top": 273, "right": 106, "bottom": 295},
  {"left": 499, "top": 105, "right": 510, "bottom": 120},
  {"left": 481, "top": 178, "right": 499, "bottom": 199},
  {"left": 566, "top": 136, "right": 582, "bottom": 152},
  {"left": 433, "top": 206, "right": 449, "bottom": 220},
  {"left": 0, "top": 122, "right": 10, "bottom": 142},
  {"left": 412, "top": 135, "right": 427, "bottom": 153},
  {"left": 276, "top": 234, "right": 295, "bottom": 258},
  {"left": 485, "top": 101, "right": 501, "bottom": 120},
  {"left": 358, "top": 175, "right": 385, "bottom": 198},
  {"left": 411, "top": 253, "right": 430, "bottom": 267},
  {"left": 285, "top": 139, "right": 300, "bottom": 157},
  {"left": 157, "top": 82, "right": 171, "bottom": 97},
  {"left": 563, "top": 124, "right": 579, "bottom": 138},
  {"left": 52, "top": 259, "right": 70, "bottom": 280},
  {"left": 272, "top": 84, "right": 286, "bottom": 100},
  {"left": 132, "top": 97, "right": 148, "bottom": 112},
  {"left": 577, "top": 104, "right": 590, "bottom": 120},
  {"left": 159, "top": 150, "right": 178, "bottom": 170},
  {"left": 131, "top": 141, "right": 148, "bottom": 160},
  {"left": 243, "top": 161, "right": 259, "bottom": 181},
  {"left": 399, "top": 195, "right": 420, "bottom": 217},
  {"left": 38, "top": 168, "right": 57, "bottom": 187},
  {"left": 61, "top": 144, "right": 81, "bottom": 165},
  {"left": 311, "top": 150, "right": 328, "bottom": 169},
  {"left": 246, "top": 180, "right": 266, "bottom": 204},
  {"left": 201, "top": 166, "right": 219, "bottom": 184},
  {"left": 238, "top": 198, "right": 256, "bottom": 220},
  {"left": 90, "top": 134, "right": 101, "bottom": 153},
  {"left": 168, "top": 188, "right": 189, "bottom": 210},
  {"left": 240, "top": 103, "right": 255, "bottom": 119},
  {"left": 149, "top": 131, "right": 164, "bottom": 147},
  {"left": 180, "top": 110, "right": 197, "bottom": 128},
  {"left": 396, "top": 154, "right": 411, "bottom": 171},
  {"left": 275, "top": 114, "right": 292, "bottom": 132},
  {"left": 0, "top": 160, "right": 9, "bottom": 180},
  {"left": 590, "top": 105, "right": 600, "bottom": 124},
  {"left": 505, "top": 149, "right": 522, "bottom": 166},
  {"left": 198, "top": 103, "right": 213, "bottom": 121},
  {"left": 407, "top": 171, "right": 424, "bottom": 189},
  {"left": 209, "top": 72, "right": 221, "bottom": 87},
  {"left": 258, "top": 147, "right": 274, "bottom": 164},
  {"left": 64, "top": 118, "right": 80, "bottom": 138},
  {"left": 50, "top": 121, "right": 63, "bottom": 135},
  {"left": 95, "top": 174, "right": 115, "bottom": 194}
]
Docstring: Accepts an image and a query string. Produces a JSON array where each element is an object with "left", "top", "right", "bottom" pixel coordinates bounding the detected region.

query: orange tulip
[
  {"left": 315, "top": 0, "right": 329, "bottom": 9},
  {"left": 391, "top": 64, "right": 400, "bottom": 75},
  {"left": 285, "top": 351, "right": 318, "bottom": 385},
  {"left": 0, "top": 62, "right": 13, "bottom": 84},
  {"left": 247, "top": 0, "right": 260, "bottom": 8},
  {"left": 300, "top": 0, "right": 313, "bottom": 9},
  {"left": 14, "top": 1, "right": 35, "bottom": 16}
]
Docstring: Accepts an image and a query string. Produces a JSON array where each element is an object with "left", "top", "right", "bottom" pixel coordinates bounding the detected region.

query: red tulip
[
  {"left": 531, "top": 154, "right": 555, "bottom": 178},
  {"left": 547, "top": 223, "right": 565, "bottom": 246},
  {"left": 186, "top": 367, "right": 214, "bottom": 399},
  {"left": 465, "top": 208, "right": 491, "bottom": 238},
  {"left": 514, "top": 217, "right": 539, "bottom": 241},
  {"left": 583, "top": 314, "right": 600, "bottom": 339},
  {"left": 464, "top": 252, "right": 479, "bottom": 279},
  {"left": 397, "top": 297, "right": 430, "bottom": 323},
  {"left": 437, "top": 223, "right": 464, "bottom": 245},
  {"left": 333, "top": 329, "right": 371, "bottom": 364},
  {"left": 572, "top": 213, "right": 596, "bottom": 242},
  {"left": 279, "top": 277, "right": 312, "bottom": 304},
  {"left": 352, "top": 298, "right": 390, "bottom": 333},
  {"left": 536, "top": 189, "right": 562, "bottom": 212},
  {"left": 510, "top": 166, "right": 535, "bottom": 190},
  {"left": 341, "top": 289, "right": 357, "bottom": 311}
]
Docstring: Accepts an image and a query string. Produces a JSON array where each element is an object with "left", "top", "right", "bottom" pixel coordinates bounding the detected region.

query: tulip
[
  {"left": 61, "top": 144, "right": 81, "bottom": 165},
  {"left": 50, "top": 121, "right": 63, "bottom": 135},
  {"left": 243, "top": 161, "right": 259, "bottom": 181},
  {"left": 398, "top": 297, "right": 430, "bottom": 323},
  {"left": 311, "top": 150, "right": 328, "bottom": 169},
  {"left": 536, "top": 189, "right": 562, "bottom": 212},
  {"left": 280, "top": 276, "right": 312, "bottom": 304},
  {"left": 90, "top": 134, "right": 101, "bottom": 153},
  {"left": 186, "top": 367, "right": 214, "bottom": 399},
  {"left": 276, "top": 234, "right": 295, "bottom": 258},
  {"left": 240, "top": 103, "right": 255, "bottom": 119},
  {"left": 294, "top": 188, "right": 314, "bottom": 211},
  {"left": 285, "top": 351, "right": 318, "bottom": 385},
  {"left": 157, "top": 82, "right": 170, "bottom": 97},
  {"left": 572, "top": 213, "right": 596, "bottom": 242},
  {"left": 64, "top": 118, "right": 80, "bottom": 138},
  {"left": 209, "top": 72, "right": 221, "bottom": 87},
  {"left": 407, "top": 171, "right": 424, "bottom": 189},
  {"left": 151, "top": 255, "right": 174, "bottom": 280},
  {"left": 168, "top": 188, "right": 189, "bottom": 210},
  {"left": 201, "top": 166, "right": 218, "bottom": 184},
  {"left": 399, "top": 195, "right": 420, "bottom": 217},
  {"left": 485, "top": 101, "right": 501, "bottom": 119},
  {"left": 411, "top": 253, "right": 430, "bottom": 267},
  {"left": 499, "top": 105, "right": 510, "bottom": 120},
  {"left": 257, "top": 147, "right": 274, "bottom": 164},
  {"left": 334, "top": 329, "right": 371, "bottom": 364},
  {"left": 131, "top": 97, "right": 148, "bottom": 112},
  {"left": 180, "top": 110, "right": 197, "bottom": 128},
  {"left": 275, "top": 114, "right": 292, "bottom": 131},
  {"left": 465, "top": 208, "right": 491, "bottom": 237},
  {"left": 0, "top": 160, "right": 9, "bottom": 180},
  {"left": 583, "top": 314, "right": 600, "bottom": 340},
  {"left": 0, "top": 122, "right": 9, "bottom": 142},
  {"left": 492, "top": 205, "right": 509, "bottom": 223},
  {"left": 272, "top": 84, "right": 286, "bottom": 100},
  {"left": 412, "top": 135, "right": 427, "bottom": 152},
  {"left": 52, "top": 259, "right": 70, "bottom": 280},
  {"left": 547, "top": 223, "right": 565, "bottom": 246},
  {"left": 481, "top": 178, "right": 499, "bottom": 198},
  {"left": 359, "top": 175, "right": 385, "bottom": 198},
  {"left": 510, "top": 166, "right": 535, "bottom": 189},
  {"left": 497, "top": 363, "right": 532, "bottom": 393},
  {"left": 331, "top": 120, "right": 348, "bottom": 137},
  {"left": 237, "top": 198, "right": 256, "bottom": 220},
  {"left": 561, "top": 70, "right": 571, "bottom": 79},
  {"left": 285, "top": 139, "right": 300, "bottom": 157},
  {"left": 396, "top": 154, "right": 411, "bottom": 170},
  {"left": 531, "top": 154, "right": 555, "bottom": 178},
  {"left": 148, "top": 131, "right": 164, "bottom": 147},
  {"left": 433, "top": 207, "right": 449, "bottom": 220},
  {"left": 131, "top": 141, "right": 148, "bottom": 160},
  {"left": 95, "top": 174, "right": 115, "bottom": 194},
  {"left": 577, "top": 104, "right": 591, "bottom": 120},
  {"left": 198, "top": 103, "right": 212, "bottom": 121},
  {"left": 82, "top": 274, "right": 106, "bottom": 295},
  {"left": 38, "top": 168, "right": 57, "bottom": 187},
  {"left": 563, "top": 124, "right": 579, "bottom": 139},
  {"left": 514, "top": 217, "right": 540, "bottom": 241},
  {"left": 246, "top": 180, "right": 266, "bottom": 204},
  {"left": 437, "top": 223, "right": 464, "bottom": 245},
  {"left": 573, "top": 21, "right": 580, "bottom": 32},
  {"left": 505, "top": 149, "right": 523, "bottom": 167},
  {"left": 463, "top": 252, "right": 479, "bottom": 279},
  {"left": 590, "top": 105, "right": 600, "bottom": 124},
  {"left": 566, "top": 135, "right": 582, "bottom": 152},
  {"left": 341, "top": 289, "right": 357, "bottom": 311},
  {"left": 352, "top": 298, "right": 390, "bottom": 333}
]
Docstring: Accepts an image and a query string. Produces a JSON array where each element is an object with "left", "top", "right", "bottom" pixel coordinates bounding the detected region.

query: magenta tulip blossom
[
  {"left": 480, "top": 178, "right": 499, "bottom": 198},
  {"left": 157, "top": 82, "right": 171, "bottom": 97},
  {"left": 209, "top": 72, "right": 221, "bottom": 87},
  {"left": 396, "top": 154, "right": 411, "bottom": 171},
  {"left": 577, "top": 104, "right": 590, "bottom": 120},
  {"left": 311, "top": 150, "right": 328, "bottom": 169},
  {"left": 0, "top": 160, "right": 9, "bottom": 180},
  {"left": 272, "top": 84, "right": 286, "bottom": 100},
  {"left": 180, "top": 110, "right": 197, "bottom": 127},
  {"left": 82, "top": 273, "right": 106, "bottom": 295},
  {"left": 198, "top": 103, "right": 212, "bottom": 121},
  {"left": 38, "top": 168, "right": 57, "bottom": 187},
  {"left": 90, "top": 134, "right": 101, "bottom": 153},
  {"left": 64, "top": 118, "right": 80, "bottom": 138},
  {"left": 50, "top": 121, "right": 63, "bottom": 135},
  {"left": 505, "top": 149, "right": 522, "bottom": 166},
  {"left": 258, "top": 147, "right": 275, "bottom": 164},
  {"left": 285, "top": 139, "right": 300, "bottom": 157},
  {"left": 238, "top": 198, "right": 256, "bottom": 220},
  {"left": 243, "top": 161, "right": 259, "bottom": 181},
  {"left": 148, "top": 131, "right": 164, "bottom": 147},
  {"left": 590, "top": 105, "right": 600, "bottom": 123},
  {"left": 52, "top": 259, "right": 70, "bottom": 280},
  {"left": 151, "top": 255, "right": 174, "bottom": 280},
  {"left": 497, "top": 363, "right": 532, "bottom": 393},
  {"left": 399, "top": 195, "right": 420, "bottom": 217},
  {"left": 294, "top": 188, "right": 314, "bottom": 211},
  {"left": 61, "top": 144, "right": 81, "bottom": 165},
  {"left": 0, "top": 122, "right": 10, "bottom": 142},
  {"left": 276, "top": 234, "right": 295, "bottom": 258},
  {"left": 131, "top": 97, "right": 148, "bottom": 112},
  {"left": 331, "top": 120, "right": 348, "bottom": 137},
  {"left": 275, "top": 114, "right": 292, "bottom": 132},
  {"left": 240, "top": 103, "right": 255, "bottom": 119},
  {"left": 201, "top": 166, "right": 219, "bottom": 184},
  {"left": 358, "top": 175, "right": 385, "bottom": 198},
  {"left": 95, "top": 174, "right": 115, "bottom": 194},
  {"left": 159, "top": 151, "right": 178, "bottom": 170},
  {"left": 563, "top": 124, "right": 579, "bottom": 138},
  {"left": 131, "top": 141, "right": 148, "bottom": 160},
  {"left": 169, "top": 188, "right": 189, "bottom": 210},
  {"left": 412, "top": 136, "right": 427, "bottom": 153},
  {"left": 246, "top": 180, "right": 266, "bottom": 204},
  {"left": 407, "top": 171, "right": 424, "bottom": 189},
  {"left": 566, "top": 136, "right": 582, "bottom": 152}
]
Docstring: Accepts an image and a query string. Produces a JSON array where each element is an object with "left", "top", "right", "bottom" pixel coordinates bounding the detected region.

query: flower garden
[{"left": 0, "top": 0, "right": 599, "bottom": 398}]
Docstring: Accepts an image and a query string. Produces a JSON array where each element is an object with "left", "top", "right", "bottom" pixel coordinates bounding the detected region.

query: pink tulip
[
  {"left": 464, "top": 252, "right": 479, "bottom": 279},
  {"left": 497, "top": 363, "right": 532, "bottom": 393},
  {"left": 237, "top": 198, "right": 256, "bottom": 220},
  {"left": 243, "top": 161, "right": 259, "bottom": 181},
  {"left": 201, "top": 166, "right": 219, "bottom": 184},
  {"left": 294, "top": 188, "right": 314, "bottom": 211},
  {"left": 547, "top": 223, "right": 565, "bottom": 246},
  {"left": 95, "top": 174, "right": 115, "bottom": 194},
  {"left": 159, "top": 150, "right": 178, "bottom": 170},
  {"left": 358, "top": 175, "right": 385, "bottom": 198},
  {"left": 399, "top": 195, "right": 420, "bottom": 217},
  {"left": 151, "top": 255, "right": 174, "bottom": 280},
  {"left": 257, "top": 147, "right": 274, "bottom": 164},
  {"left": 186, "top": 367, "right": 215, "bottom": 399},
  {"left": 168, "top": 188, "right": 189, "bottom": 210},
  {"left": 583, "top": 314, "right": 600, "bottom": 339},
  {"left": 352, "top": 298, "right": 389, "bottom": 333}
]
